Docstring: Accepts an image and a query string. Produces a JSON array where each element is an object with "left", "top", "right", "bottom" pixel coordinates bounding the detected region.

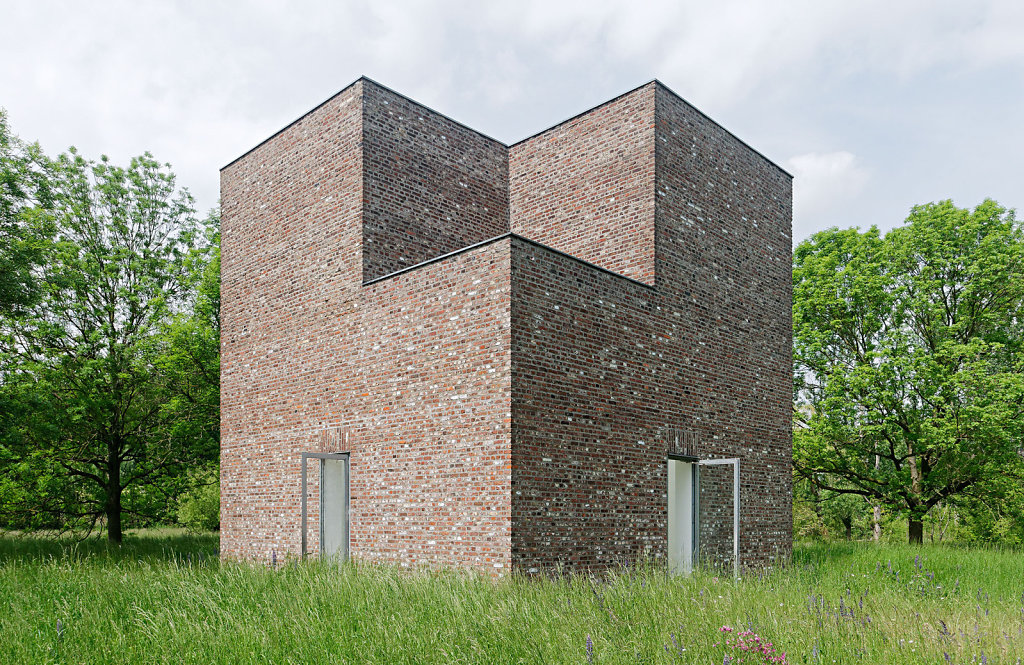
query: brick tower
[{"left": 220, "top": 78, "right": 792, "bottom": 574}]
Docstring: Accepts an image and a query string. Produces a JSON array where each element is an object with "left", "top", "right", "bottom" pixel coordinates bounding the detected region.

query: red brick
[{"left": 220, "top": 77, "right": 792, "bottom": 574}]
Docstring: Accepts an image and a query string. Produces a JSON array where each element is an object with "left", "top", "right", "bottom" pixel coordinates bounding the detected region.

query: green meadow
[{"left": 0, "top": 531, "right": 1021, "bottom": 664}]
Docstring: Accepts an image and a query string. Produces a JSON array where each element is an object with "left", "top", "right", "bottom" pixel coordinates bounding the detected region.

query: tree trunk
[
  {"left": 106, "top": 440, "right": 123, "bottom": 543},
  {"left": 106, "top": 491, "right": 123, "bottom": 543},
  {"left": 842, "top": 515, "right": 853, "bottom": 541},
  {"left": 906, "top": 444, "right": 925, "bottom": 545},
  {"left": 908, "top": 517, "right": 923, "bottom": 545}
]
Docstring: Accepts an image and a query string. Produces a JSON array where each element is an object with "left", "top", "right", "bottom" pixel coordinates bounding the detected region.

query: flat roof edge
[
  {"left": 222, "top": 76, "right": 792, "bottom": 181},
  {"left": 653, "top": 80, "right": 793, "bottom": 179},
  {"left": 220, "top": 76, "right": 506, "bottom": 173},
  {"left": 508, "top": 80, "right": 658, "bottom": 148},
  {"left": 361, "top": 232, "right": 655, "bottom": 290},
  {"left": 220, "top": 77, "right": 364, "bottom": 172}
]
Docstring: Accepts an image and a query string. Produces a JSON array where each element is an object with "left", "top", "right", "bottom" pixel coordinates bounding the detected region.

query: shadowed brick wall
[
  {"left": 509, "top": 84, "right": 656, "bottom": 286},
  {"left": 509, "top": 84, "right": 791, "bottom": 572},
  {"left": 697, "top": 463, "right": 737, "bottom": 570},
  {"left": 653, "top": 83, "right": 793, "bottom": 566},
  {"left": 362, "top": 84, "right": 509, "bottom": 282}
]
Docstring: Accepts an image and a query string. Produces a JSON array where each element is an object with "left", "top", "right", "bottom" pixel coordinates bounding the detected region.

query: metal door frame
[
  {"left": 300, "top": 452, "right": 350, "bottom": 560},
  {"left": 695, "top": 457, "right": 740, "bottom": 579}
]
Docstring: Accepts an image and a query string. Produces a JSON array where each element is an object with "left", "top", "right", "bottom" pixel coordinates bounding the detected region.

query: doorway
[
  {"left": 667, "top": 457, "right": 696, "bottom": 574},
  {"left": 667, "top": 454, "right": 740, "bottom": 577},
  {"left": 301, "top": 452, "right": 350, "bottom": 560}
]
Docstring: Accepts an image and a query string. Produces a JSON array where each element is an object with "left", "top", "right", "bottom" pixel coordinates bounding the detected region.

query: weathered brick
[{"left": 220, "top": 77, "right": 792, "bottom": 575}]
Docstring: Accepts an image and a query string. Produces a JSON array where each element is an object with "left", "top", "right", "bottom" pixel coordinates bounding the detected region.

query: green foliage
[
  {"left": 1, "top": 533, "right": 1022, "bottom": 663},
  {"left": 792, "top": 476, "right": 877, "bottom": 541},
  {"left": 793, "top": 200, "right": 1024, "bottom": 543},
  {"left": 156, "top": 219, "right": 220, "bottom": 466},
  {"left": 951, "top": 478, "right": 1024, "bottom": 547},
  {"left": 0, "top": 121, "right": 220, "bottom": 541},
  {"left": 0, "top": 109, "right": 53, "bottom": 314},
  {"left": 176, "top": 466, "right": 220, "bottom": 533}
]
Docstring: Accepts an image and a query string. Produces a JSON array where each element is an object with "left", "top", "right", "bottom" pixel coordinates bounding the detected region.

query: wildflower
[
  {"left": 56, "top": 619, "right": 63, "bottom": 640},
  {"left": 669, "top": 632, "right": 686, "bottom": 655},
  {"left": 585, "top": 634, "right": 593, "bottom": 664},
  {"left": 721, "top": 626, "right": 734, "bottom": 633}
]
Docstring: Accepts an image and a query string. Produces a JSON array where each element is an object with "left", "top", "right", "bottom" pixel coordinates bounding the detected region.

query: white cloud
[
  {"left": 0, "top": 0, "right": 1020, "bottom": 235},
  {"left": 786, "top": 151, "right": 871, "bottom": 238}
]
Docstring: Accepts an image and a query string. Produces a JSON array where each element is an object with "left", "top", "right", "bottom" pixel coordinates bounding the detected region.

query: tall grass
[{"left": 1, "top": 531, "right": 1021, "bottom": 664}]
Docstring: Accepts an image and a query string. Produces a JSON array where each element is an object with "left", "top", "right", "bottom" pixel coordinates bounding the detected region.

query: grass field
[{"left": 1, "top": 531, "right": 1022, "bottom": 664}]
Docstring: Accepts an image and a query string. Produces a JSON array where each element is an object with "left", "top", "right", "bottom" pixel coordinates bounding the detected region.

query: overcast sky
[{"left": 2, "top": 0, "right": 1021, "bottom": 242}]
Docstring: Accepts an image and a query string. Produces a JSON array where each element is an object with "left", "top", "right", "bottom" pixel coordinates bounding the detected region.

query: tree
[
  {"left": 0, "top": 109, "right": 51, "bottom": 313},
  {"left": 156, "top": 217, "right": 219, "bottom": 463},
  {"left": 155, "top": 220, "right": 220, "bottom": 527},
  {"left": 0, "top": 145, "right": 216, "bottom": 541},
  {"left": 793, "top": 199, "right": 1024, "bottom": 544}
]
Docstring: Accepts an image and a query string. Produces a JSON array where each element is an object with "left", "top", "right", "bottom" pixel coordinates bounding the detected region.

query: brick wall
[
  {"left": 362, "top": 83, "right": 509, "bottom": 282},
  {"left": 221, "top": 82, "right": 365, "bottom": 561},
  {"left": 653, "top": 83, "right": 793, "bottom": 566},
  {"left": 510, "top": 84, "right": 656, "bottom": 286},
  {"left": 221, "top": 79, "right": 514, "bottom": 570},
  {"left": 344, "top": 240, "right": 513, "bottom": 571},
  {"left": 508, "top": 84, "right": 792, "bottom": 572},
  {"left": 222, "top": 77, "right": 791, "bottom": 574}
]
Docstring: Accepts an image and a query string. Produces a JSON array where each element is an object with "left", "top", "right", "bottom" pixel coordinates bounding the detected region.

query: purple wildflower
[{"left": 586, "top": 634, "right": 593, "bottom": 664}]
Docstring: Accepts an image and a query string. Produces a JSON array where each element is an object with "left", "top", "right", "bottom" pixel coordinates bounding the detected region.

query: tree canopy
[
  {"left": 793, "top": 199, "right": 1024, "bottom": 543},
  {"left": 0, "top": 125, "right": 219, "bottom": 541},
  {"left": 0, "top": 110, "right": 52, "bottom": 314}
]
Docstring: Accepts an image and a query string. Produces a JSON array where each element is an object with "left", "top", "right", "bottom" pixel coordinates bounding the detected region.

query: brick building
[{"left": 220, "top": 77, "right": 792, "bottom": 575}]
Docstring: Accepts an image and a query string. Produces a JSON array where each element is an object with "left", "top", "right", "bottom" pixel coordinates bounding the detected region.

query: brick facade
[
  {"left": 220, "top": 77, "right": 792, "bottom": 574},
  {"left": 510, "top": 86, "right": 656, "bottom": 285}
]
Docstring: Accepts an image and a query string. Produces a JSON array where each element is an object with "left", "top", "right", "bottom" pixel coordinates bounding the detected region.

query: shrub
[{"left": 177, "top": 467, "right": 219, "bottom": 532}]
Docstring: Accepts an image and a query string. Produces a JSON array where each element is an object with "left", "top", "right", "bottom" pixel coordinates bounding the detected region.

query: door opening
[
  {"left": 301, "top": 452, "right": 350, "bottom": 560},
  {"left": 667, "top": 457, "right": 696, "bottom": 574},
  {"left": 668, "top": 455, "right": 740, "bottom": 578}
]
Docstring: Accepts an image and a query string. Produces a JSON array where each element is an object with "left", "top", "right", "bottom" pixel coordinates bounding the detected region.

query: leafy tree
[
  {"left": 156, "top": 217, "right": 219, "bottom": 465},
  {"left": 155, "top": 220, "right": 220, "bottom": 527},
  {"left": 793, "top": 200, "right": 1024, "bottom": 544},
  {"left": 0, "top": 145, "right": 216, "bottom": 541},
  {"left": 949, "top": 474, "right": 1024, "bottom": 546},
  {"left": 792, "top": 474, "right": 876, "bottom": 541},
  {"left": 0, "top": 110, "right": 51, "bottom": 313}
]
